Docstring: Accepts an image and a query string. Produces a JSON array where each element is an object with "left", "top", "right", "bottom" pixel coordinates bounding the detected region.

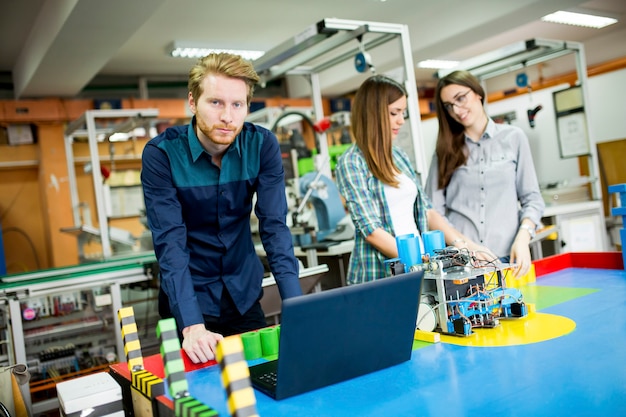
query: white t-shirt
[{"left": 384, "top": 172, "right": 424, "bottom": 253}]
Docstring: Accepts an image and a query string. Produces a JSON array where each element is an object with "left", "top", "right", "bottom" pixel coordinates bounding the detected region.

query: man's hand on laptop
[{"left": 182, "top": 324, "right": 224, "bottom": 363}]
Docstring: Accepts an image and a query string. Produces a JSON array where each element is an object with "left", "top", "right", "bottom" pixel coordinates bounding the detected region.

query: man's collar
[
  {"left": 187, "top": 117, "right": 204, "bottom": 162},
  {"left": 187, "top": 116, "right": 243, "bottom": 162}
]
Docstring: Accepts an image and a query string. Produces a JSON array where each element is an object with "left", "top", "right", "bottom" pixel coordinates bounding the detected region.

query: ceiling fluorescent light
[
  {"left": 417, "top": 59, "right": 459, "bottom": 69},
  {"left": 541, "top": 11, "right": 618, "bottom": 29},
  {"left": 167, "top": 42, "right": 265, "bottom": 60}
]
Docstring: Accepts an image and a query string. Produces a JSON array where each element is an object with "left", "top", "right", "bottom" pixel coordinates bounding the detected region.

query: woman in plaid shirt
[{"left": 335, "top": 75, "right": 495, "bottom": 284}]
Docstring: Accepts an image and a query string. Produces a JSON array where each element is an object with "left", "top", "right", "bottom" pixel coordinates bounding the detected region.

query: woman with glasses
[
  {"left": 335, "top": 75, "right": 496, "bottom": 285},
  {"left": 425, "top": 70, "right": 545, "bottom": 277}
]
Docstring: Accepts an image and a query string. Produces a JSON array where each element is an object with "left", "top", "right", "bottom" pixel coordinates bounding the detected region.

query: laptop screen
[{"left": 250, "top": 270, "right": 424, "bottom": 400}]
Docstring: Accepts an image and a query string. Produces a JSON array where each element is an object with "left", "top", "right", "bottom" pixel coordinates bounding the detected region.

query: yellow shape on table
[{"left": 440, "top": 312, "right": 575, "bottom": 347}]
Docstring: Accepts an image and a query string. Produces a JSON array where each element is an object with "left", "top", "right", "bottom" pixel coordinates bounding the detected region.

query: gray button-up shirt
[{"left": 425, "top": 119, "right": 545, "bottom": 258}]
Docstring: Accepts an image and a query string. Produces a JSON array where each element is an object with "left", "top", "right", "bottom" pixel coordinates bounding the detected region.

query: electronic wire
[{"left": 2, "top": 226, "right": 41, "bottom": 270}]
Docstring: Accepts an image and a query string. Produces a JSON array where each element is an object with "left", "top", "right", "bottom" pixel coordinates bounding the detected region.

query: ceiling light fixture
[
  {"left": 167, "top": 42, "right": 265, "bottom": 60},
  {"left": 541, "top": 10, "right": 618, "bottom": 29},
  {"left": 417, "top": 59, "right": 460, "bottom": 69}
]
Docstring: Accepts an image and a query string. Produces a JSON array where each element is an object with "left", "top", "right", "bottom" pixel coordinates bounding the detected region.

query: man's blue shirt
[{"left": 141, "top": 119, "right": 301, "bottom": 329}]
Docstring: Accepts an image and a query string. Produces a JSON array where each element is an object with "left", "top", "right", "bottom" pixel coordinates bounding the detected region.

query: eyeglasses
[{"left": 442, "top": 89, "right": 472, "bottom": 112}]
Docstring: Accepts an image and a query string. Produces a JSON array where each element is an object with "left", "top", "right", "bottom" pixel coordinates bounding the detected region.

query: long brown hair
[
  {"left": 351, "top": 75, "right": 407, "bottom": 186},
  {"left": 434, "top": 70, "right": 485, "bottom": 189}
]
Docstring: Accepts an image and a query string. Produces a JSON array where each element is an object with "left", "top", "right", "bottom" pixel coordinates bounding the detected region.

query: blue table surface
[{"left": 178, "top": 267, "right": 626, "bottom": 417}]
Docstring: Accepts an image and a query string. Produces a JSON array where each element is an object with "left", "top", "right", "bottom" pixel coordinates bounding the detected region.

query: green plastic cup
[
  {"left": 241, "top": 331, "right": 263, "bottom": 360},
  {"left": 259, "top": 327, "right": 279, "bottom": 357}
]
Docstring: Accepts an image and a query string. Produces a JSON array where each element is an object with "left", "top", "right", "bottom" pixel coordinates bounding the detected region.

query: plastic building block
[
  {"left": 216, "top": 335, "right": 259, "bottom": 417},
  {"left": 227, "top": 390, "right": 257, "bottom": 417},
  {"left": 414, "top": 329, "right": 441, "bottom": 343},
  {"left": 118, "top": 306, "right": 144, "bottom": 372},
  {"left": 156, "top": 318, "right": 189, "bottom": 399},
  {"left": 131, "top": 369, "right": 165, "bottom": 398},
  {"left": 174, "top": 396, "right": 219, "bottom": 417}
]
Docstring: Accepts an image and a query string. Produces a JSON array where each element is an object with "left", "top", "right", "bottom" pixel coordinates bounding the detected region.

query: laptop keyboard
[{"left": 257, "top": 371, "right": 278, "bottom": 387}]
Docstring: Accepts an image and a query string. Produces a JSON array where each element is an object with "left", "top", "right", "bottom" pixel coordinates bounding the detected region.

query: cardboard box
[
  {"left": 6, "top": 124, "right": 35, "bottom": 145},
  {"left": 56, "top": 372, "right": 124, "bottom": 417}
]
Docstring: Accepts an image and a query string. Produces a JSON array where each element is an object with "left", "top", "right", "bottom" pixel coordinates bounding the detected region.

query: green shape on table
[{"left": 521, "top": 284, "right": 599, "bottom": 310}]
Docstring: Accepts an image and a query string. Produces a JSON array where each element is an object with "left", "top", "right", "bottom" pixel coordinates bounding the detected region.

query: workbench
[
  {"left": 110, "top": 251, "right": 626, "bottom": 417},
  {"left": 256, "top": 240, "right": 353, "bottom": 289}
]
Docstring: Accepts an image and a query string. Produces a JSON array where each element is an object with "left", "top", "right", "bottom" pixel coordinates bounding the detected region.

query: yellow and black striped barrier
[
  {"left": 175, "top": 395, "right": 219, "bottom": 417},
  {"left": 156, "top": 318, "right": 189, "bottom": 399},
  {"left": 118, "top": 307, "right": 165, "bottom": 417},
  {"left": 216, "top": 335, "right": 258, "bottom": 417},
  {"left": 131, "top": 369, "right": 165, "bottom": 398},
  {"left": 118, "top": 306, "right": 144, "bottom": 372},
  {"left": 118, "top": 306, "right": 165, "bottom": 398},
  {"left": 156, "top": 318, "right": 219, "bottom": 416}
]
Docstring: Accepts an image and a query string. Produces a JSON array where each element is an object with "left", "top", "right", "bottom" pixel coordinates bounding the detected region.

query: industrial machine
[
  {"left": 292, "top": 171, "right": 354, "bottom": 248},
  {"left": 246, "top": 105, "right": 354, "bottom": 250}
]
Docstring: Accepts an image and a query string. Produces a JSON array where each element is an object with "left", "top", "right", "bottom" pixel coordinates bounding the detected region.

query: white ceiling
[{"left": 0, "top": 0, "right": 625, "bottom": 100}]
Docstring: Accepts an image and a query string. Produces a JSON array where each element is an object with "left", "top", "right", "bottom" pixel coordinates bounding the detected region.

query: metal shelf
[
  {"left": 23, "top": 317, "right": 106, "bottom": 340},
  {"left": 63, "top": 109, "right": 159, "bottom": 259}
]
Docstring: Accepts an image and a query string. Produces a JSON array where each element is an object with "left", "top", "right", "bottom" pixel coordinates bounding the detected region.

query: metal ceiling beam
[
  {"left": 438, "top": 39, "right": 577, "bottom": 81},
  {"left": 249, "top": 18, "right": 427, "bottom": 180},
  {"left": 253, "top": 18, "right": 410, "bottom": 85},
  {"left": 252, "top": 20, "right": 340, "bottom": 74},
  {"left": 255, "top": 24, "right": 369, "bottom": 86},
  {"left": 310, "top": 33, "right": 397, "bottom": 75}
]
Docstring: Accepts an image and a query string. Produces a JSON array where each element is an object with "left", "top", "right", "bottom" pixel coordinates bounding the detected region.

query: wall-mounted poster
[{"left": 553, "top": 85, "right": 590, "bottom": 158}]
